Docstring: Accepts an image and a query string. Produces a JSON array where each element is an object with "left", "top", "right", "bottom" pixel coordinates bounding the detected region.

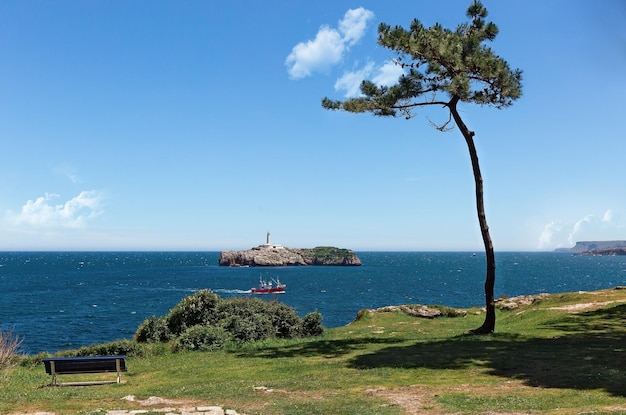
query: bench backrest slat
[{"left": 42, "top": 356, "right": 127, "bottom": 375}]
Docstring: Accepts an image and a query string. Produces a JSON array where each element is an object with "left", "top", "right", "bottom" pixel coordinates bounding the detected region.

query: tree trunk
[{"left": 448, "top": 96, "right": 496, "bottom": 334}]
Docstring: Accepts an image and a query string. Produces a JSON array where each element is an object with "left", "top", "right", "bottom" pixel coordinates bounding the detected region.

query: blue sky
[{"left": 1, "top": 1, "right": 625, "bottom": 252}]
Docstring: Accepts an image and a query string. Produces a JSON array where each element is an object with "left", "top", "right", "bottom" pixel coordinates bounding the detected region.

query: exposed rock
[
  {"left": 556, "top": 240, "right": 626, "bottom": 254},
  {"left": 402, "top": 305, "right": 442, "bottom": 319},
  {"left": 219, "top": 246, "right": 361, "bottom": 267},
  {"left": 577, "top": 247, "right": 626, "bottom": 256},
  {"left": 371, "top": 305, "right": 467, "bottom": 319},
  {"left": 496, "top": 293, "right": 551, "bottom": 310},
  {"left": 117, "top": 396, "right": 241, "bottom": 415}
]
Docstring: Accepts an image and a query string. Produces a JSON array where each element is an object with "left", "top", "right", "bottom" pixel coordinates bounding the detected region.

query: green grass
[{"left": 3, "top": 288, "right": 626, "bottom": 414}]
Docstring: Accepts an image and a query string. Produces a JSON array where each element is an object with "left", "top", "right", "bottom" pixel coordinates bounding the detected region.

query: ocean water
[{"left": 1, "top": 251, "right": 625, "bottom": 355}]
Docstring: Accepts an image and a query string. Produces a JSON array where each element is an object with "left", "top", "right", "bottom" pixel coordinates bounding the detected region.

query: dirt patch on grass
[
  {"left": 498, "top": 291, "right": 626, "bottom": 314},
  {"left": 547, "top": 300, "right": 626, "bottom": 312},
  {"left": 366, "top": 383, "right": 548, "bottom": 415},
  {"left": 366, "top": 385, "right": 430, "bottom": 414}
]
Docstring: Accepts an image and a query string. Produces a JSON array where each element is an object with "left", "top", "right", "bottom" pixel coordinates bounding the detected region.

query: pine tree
[{"left": 322, "top": 1, "right": 522, "bottom": 333}]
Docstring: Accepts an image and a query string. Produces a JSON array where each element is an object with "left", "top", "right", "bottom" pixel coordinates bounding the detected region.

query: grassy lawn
[{"left": 2, "top": 288, "right": 626, "bottom": 414}]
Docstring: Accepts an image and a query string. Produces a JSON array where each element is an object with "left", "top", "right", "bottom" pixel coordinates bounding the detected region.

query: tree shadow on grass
[
  {"left": 349, "top": 304, "right": 626, "bottom": 397},
  {"left": 235, "top": 337, "right": 405, "bottom": 359}
]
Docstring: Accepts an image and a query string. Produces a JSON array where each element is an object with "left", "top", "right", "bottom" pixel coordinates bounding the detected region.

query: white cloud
[
  {"left": 339, "top": 8, "right": 375, "bottom": 46},
  {"left": 286, "top": 8, "right": 374, "bottom": 79},
  {"left": 603, "top": 208, "right": 617, "bottom": 223},
  {"left": 334, "top": 62, "right": 375, "bottom": 97},
  {"left": 538, "top": 209, "right": 625, "bottom": 250},
  {"left": 373, "top": 61, "right": 406, "bottom": 87},
  {"left": 335, "top": 60, "right": 406, "bottom": 97},
  {"left": 538, "top": 221, "right": 568, "bottom": 250},
  {"left": 286, "top": 27, "right": 345, "bottom": 79},
  {"left": 7, "top": 191, "right": 104, "bottom": 229},
  {"left": 568, "top": 214, "right": 596, "bottom": 246}
]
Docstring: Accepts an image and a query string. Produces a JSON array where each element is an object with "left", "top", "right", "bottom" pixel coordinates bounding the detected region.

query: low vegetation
[
  {"left": 134, "top": 290, "right": 324, "bottom": 351},
  {"left": 0, "top": 329, "right": 22, "bottom": 380},
  {"left": 3, "top": 288, "right": 626, "bottom": 414},
  {"left": 308, "top": 246, "right": 352, "bottom": 258},
  {"left": 292, "top": 246, "right": 359, "bottom": 265}
]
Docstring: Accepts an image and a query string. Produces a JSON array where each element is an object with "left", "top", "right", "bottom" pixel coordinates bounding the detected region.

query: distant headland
[
  {"left": 555, "top": 240, "right": 626, "bottom": 256},
  {"left": 219, "top": 232, "right": 362, "bottom": 266}
]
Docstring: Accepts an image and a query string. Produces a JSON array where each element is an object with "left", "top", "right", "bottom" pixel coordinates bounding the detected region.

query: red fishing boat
[{"left": 251, "top": 277, "right": 286, "bottom": 294}]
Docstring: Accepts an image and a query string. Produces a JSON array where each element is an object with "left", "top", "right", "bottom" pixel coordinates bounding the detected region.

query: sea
[{"left": 1, "top": 251, "right": 625, "bottom": 355}]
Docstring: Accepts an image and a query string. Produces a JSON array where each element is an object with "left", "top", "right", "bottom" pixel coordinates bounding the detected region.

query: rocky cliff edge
[
  {"left": 556, "top": 240, "right": 626, "bottom": 254},
  {"left": 219, "top": 246, "right": 362, "bottom": 267}
]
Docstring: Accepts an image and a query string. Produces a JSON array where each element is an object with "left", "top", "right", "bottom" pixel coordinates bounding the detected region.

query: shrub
[
  {"left": 166, "top": 289, "right": 220, "bottom": 335},
  {"left": 0, "top": 329, "right": 22, "bottom": 377},
  {"left": 302, "top": 311, "right": 324, "bottom": 337},
  {"left": 134, "top": 291, "right": 326, "bottom": 352},
  {"left": 215, "top": 297, "right": 266, "bottom": 319},
  {"left": 134, "top": 316, "right": 172, "bottom": 343},
  {"left": 266, "top": 301, "right": 303, "bottom": 339},
  {"left": 216, "top": 297, "right": 301, "bottom": 342},
  {"left": 220, "top": 313, "right": 273, "bottom": 343},
  {"left": 72, "top": 339, "right": 144, "bottom": 358},
  {"left": 173, "top": 325, "right": 229, "bottom": 352}
]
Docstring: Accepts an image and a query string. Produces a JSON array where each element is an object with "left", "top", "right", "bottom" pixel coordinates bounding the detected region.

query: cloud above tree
[
  {"left": 286, "top": 8, "right": 405, "bottom": 98},
  {"left": 285, "top": 8, "right": 374, "bottom": 79}
]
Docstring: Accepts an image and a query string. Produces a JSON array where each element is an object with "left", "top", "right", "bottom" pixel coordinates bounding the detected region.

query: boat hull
[{"left": 251, "top": 286, "right": 285, "bottom": 294}]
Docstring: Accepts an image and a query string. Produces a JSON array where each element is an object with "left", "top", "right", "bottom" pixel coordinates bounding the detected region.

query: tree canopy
[{"left": 322, "top": 1, "right": 522, "bottom": 118}]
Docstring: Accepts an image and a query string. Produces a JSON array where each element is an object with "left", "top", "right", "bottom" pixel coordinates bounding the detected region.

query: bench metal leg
[
  {"left": 50, "top": 361, "right": 58, "bottom": 386},
  {"left": 116, "top": 358, "right": 121, "bottom": 383}
]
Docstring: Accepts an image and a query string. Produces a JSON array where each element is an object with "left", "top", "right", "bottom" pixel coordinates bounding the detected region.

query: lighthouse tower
[{"left": 259, "top": 231, "right": 283, "bottom": 249}]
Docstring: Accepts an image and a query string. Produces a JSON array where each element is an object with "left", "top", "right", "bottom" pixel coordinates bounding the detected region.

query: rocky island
[{"left": 219, "top": 232, "right": 361, "bottom": 267}]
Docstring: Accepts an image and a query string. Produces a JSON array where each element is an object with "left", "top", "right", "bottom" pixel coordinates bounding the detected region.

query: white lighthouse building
[{"left": 258, "top": 231, "right": 284, "bottom": 249}]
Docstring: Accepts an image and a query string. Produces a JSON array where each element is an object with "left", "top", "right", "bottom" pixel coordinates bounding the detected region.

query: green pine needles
[{"left": 322, "top": 0, "right": 522, "bottom": 117}]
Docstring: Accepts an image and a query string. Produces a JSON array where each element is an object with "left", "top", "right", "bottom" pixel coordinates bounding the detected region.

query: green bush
[
  {"left": 302, "top": 311, "right": 324, "bottom": 337},
  {"left": 215, "top": 297, "right": 303, "bottom": 341},
  {"left": 136, "top": 290, "right": 325, "bottom": 352},
  {"left": 166, "top": 289, "right": 220, "bottom": 335},
  {"left": 215, "top": 297, "right": 266, "bottom": 319},
  {"left": 173, "top": 325, "right": 229, "bottom": 352},
  {"left": 220, "top": 313, "right": 273, "bottom": 343},
  {"left": 216, "top": 298, "right": 273, "bottom": 342},
  {"left": 134, "top": 316, "right": 172, "bottom": 343},
  {"left": 266, "top": 301, "right": 303, "bottom": 339},
  {"left": 71, "top": 339, "right": 144, "bottom": 358}
]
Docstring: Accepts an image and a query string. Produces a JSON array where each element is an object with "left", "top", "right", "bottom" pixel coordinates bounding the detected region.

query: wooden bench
[{"left": 42, "top": 355, "right": 127, "bottom": 386}]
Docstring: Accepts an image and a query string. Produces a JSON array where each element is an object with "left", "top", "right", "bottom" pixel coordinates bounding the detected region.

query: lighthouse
[{"left": 259, "top": 231, "right": 283, "bottom": 249}]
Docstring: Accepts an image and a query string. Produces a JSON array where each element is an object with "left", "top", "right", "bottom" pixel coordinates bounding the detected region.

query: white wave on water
[
  {"left": 213, "top": 288, "right": 286, "bottom": 295},
  {"left": 214, "top": 288, "right": 252, "bottom": 294}
]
